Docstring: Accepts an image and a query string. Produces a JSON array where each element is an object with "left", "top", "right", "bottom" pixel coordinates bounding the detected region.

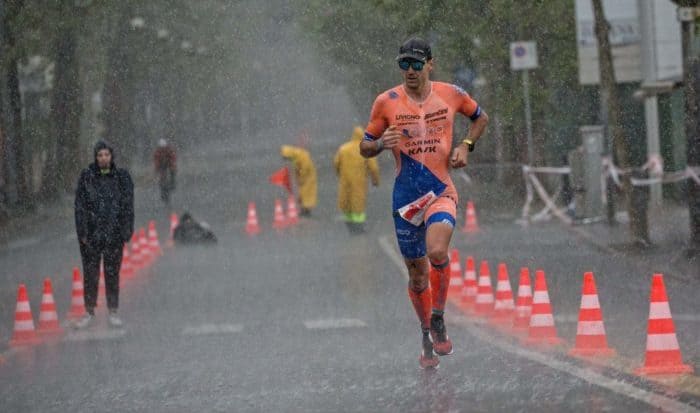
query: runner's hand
[
  {"left": 380, "top": 125, "right": 402, "bottom": 149},
  {"left": 450, "top": 144, "right": 468, "bottom": 168}
]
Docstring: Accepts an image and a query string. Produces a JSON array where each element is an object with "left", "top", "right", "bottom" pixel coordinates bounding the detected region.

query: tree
[
  {"left": 670, "top": 0, "right": 700, "bottom": 255},
  {"left": 592, "top": 0, "right": 649, "bottom": 246},
  {"left": 1, "top": 0, "right": 30, "bottom": 207},
  {"left": 45, "top": 2, "right": 83, "bottom": 197}
]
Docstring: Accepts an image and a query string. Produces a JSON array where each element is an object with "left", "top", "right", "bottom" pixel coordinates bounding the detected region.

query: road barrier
[{"left": 519, "top": 158, "right": 700, "bottom": 225}]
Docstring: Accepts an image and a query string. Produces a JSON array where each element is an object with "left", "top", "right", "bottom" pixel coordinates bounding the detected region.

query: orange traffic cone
[
  {"left": 121, "top": 244, "right": 133, "bottom": 279},
  {"left": 512, "top": 268, "right": 533, "bottom": 333},
  {"left": 460, "top": 256, "right": 477, "bottom": 312},
  {"left": 138, "top": 228, "right": 151, "bottom": 266},
  {"left": 38, "top": 278, "right": 63, "bottom": 335},
  {"left": 245, "top": 202, "right": 261, "bottom": 235},
  {"left": 448, "top": 249, "right": 462, "bottom": 296},
  {"left": 524, "top": 269, "right": 562, "bottom": 346},
  {"left": 98, "top": 261, "right": 106, "bottom": 306},
  {"left": 474, "top": 261, "right": 494, "bottom": 316},
  {"left": 569, "top": 272, "right": 615, "bottom": 357},
  {"left": 131, "top": 233, "right": 142, "bottom": 272},
  {"left": 286, "top": 195, "right": 299, "bottom": 226},
  {"left": 461, "top": 201, "right": 479, "bottom": 233},
  {"left": 167, "top": 212, "right": 179, "bottom": 247},
  {"left": 272, "top": 198, "right": 286, "bottom": 230},
  {"left": 634, "top": 273, "right": 693, "bottom": 375},
  {"left": 491, "top": 263, "right": 515, "bottom": 328},
  {"left": 67, "top": 267, "right": 86, "bottom": 320},
  {"left": 147, "top": 220, "right": 162, "bottom": 257},
  {"left": 9, "top": 284, "right": 39, "bottom": 346}
]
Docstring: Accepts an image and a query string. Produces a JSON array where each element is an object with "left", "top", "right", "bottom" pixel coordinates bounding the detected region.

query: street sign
[
  {"left": 510, "top": 41, "right": 538, "bottom": 71},
  {"left": 575, "top": 0, "right": 682, "bottom": 85}
]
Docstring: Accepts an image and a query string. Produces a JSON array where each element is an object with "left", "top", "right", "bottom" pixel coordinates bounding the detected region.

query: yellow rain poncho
[
  {"left": 333, "top": 126, "right": 380, "bottom": 222},
  {"left": 281, "top": 145, "right": 318, "bottom": 212}
]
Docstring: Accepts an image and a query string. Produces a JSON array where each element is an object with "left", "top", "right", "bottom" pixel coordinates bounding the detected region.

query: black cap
[{"left": 396, "top": 37, "right": 432, "bottom": 63}]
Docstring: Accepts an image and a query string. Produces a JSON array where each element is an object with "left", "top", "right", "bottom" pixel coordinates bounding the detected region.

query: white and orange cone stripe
[
  {"left": 474, "top": 260, "right": 494, "bottom": 316},
  {"left": 38, "top": 278, "right": 62, "bottom": 335},
  {"left": 460, "top": 256, "right": 477, "bottom": 311},
  {"left": 67, "top": 267, "right": 86, "bottom": 319},
  {"left": 10, "top": 284, "right": 39, "bottom": 346},
  {"left": 273, "top": 199, "right": 286, "bottom": 230},
  {"left": 523, "top": 269, "right": 561, "bottom": 346},
  {"left": 513, "top": 268, "right": 532, "bottom": 332},
  {"left": 569, "top": 272, "right": 614, "bottom": 357},
  {"left": 491, "top": 263, "right": 515, "bottom": 327},
  {"left": 131, "top": 233, "right": 142, "bottom": 271},
  {"left": 635, "top": 273, "right": 693, "bottom": 376},
  {"left": 448, "top": 249, "right": 462, "bottom": 295},
  {"left": 286, "top": 195, "right": 299, "bottom": 226}
]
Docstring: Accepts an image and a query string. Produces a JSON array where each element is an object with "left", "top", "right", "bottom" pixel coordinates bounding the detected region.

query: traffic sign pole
[{"left": 523, "top": 69, "right": 534, "bottom": 166}]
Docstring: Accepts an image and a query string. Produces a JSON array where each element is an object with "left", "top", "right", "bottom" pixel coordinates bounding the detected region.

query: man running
[{"left": 360, "top": 37, "right": 489, "bottom": 369}]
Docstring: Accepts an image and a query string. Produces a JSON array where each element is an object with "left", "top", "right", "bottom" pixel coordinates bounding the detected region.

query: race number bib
[{"left": 396, "top": 191, "right": 436, "bottom": 226}]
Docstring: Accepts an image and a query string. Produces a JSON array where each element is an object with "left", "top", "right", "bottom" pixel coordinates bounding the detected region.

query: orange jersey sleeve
[
  {"left": 452, "top": 85, "right": 481, "bottom": 120},
  {"left": 364, "top": 93, "right": 389, "bottom": 140}
]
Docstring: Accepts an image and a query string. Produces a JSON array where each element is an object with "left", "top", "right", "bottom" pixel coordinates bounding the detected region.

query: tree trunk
[
  {"left": 681, "top": 19, "right": 700, "bottom": 254},
  {"left": 49, "top": 12, "right": 83, "bottom": 196},
  {"left": 592, "top": 0, "right": 650, "bottom": 245},
  {"left": 103, "top": 3, "right": 135, "bottom": 166},
  {"left": 2, "top": 0, "right": 29, "bottom": 208}
]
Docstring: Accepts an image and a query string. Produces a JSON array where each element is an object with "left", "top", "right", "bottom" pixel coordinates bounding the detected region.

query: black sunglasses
[{"left": 398, "top": 59, "right": 425, "bottom": 71}]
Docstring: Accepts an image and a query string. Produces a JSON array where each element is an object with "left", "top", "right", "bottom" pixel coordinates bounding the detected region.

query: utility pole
[{"left": 638, "top": 0, "right": 663, "bottom": 209}]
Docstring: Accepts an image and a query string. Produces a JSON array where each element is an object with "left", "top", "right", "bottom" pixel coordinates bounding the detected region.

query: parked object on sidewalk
[
  {"left": 173, "top": 212, "right": 217, "bottom": 244},
  {"left": 74, "top": 140, "right": 134, "bottom": 322}
]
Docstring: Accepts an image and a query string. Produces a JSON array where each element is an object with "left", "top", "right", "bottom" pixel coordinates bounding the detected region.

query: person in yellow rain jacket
[
  {"left": 281, "top": 145, "right": 318, "bottom": 216},
  {"left": 334, "top": 126, "right": 380, "bottom": 233}
]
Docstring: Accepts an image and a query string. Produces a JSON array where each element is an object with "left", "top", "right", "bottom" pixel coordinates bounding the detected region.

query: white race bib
[{"left": 396, "top": 191, "right": 437, "bottom": 226}]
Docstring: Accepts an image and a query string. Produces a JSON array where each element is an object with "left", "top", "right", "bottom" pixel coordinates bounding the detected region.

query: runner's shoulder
[
  {"left": 433, "top": 81, "right": 471, "bottom": 98},
  {"left": 374, "top": 85, "right": 404, "bottom": 104}
]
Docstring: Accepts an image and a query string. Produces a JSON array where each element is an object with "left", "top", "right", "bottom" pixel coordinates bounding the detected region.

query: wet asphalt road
[{"left": 1, "top": 138, "right": 699, "bottom": 412}]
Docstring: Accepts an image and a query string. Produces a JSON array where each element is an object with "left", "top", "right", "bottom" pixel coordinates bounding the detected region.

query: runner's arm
[
  {"left": 360, "top": 95, "right": 390, "bottom": 158},
  {"left": 463, "top": 109, "right": 489, "bottom": 146}
]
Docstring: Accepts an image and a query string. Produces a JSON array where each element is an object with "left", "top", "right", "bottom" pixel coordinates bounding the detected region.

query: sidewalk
[{"left": 568, "top": 204, "right": 699, "bottom": 281}]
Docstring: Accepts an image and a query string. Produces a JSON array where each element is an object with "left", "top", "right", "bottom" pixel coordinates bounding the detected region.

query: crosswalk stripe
[
  {"left": 303, "top": 318, "right": 367, "bottom": 329},
  {"left": 181, "top": 323, "right": 244, "bottom": 336},
  {"left": 64, "top": 329, "right": 127, "bottom": 342}
]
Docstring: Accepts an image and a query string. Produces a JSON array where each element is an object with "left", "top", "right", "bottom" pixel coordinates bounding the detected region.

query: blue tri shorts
[{"left": 393, "top": 197, "right": 456, "bottom": 259}]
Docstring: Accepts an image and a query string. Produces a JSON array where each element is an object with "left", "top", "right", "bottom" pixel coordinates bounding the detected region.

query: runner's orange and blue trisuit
[{"left": 364, "top": 81, "right": 482, "bottom": 259}]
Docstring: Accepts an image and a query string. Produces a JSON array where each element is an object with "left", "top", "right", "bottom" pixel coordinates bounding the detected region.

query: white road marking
[
  {"left": 64, "top": 329, "right": 127, "bottom": 342},
  {"left": 553, "top": 314, "right": 579, "bottom": 323},
  {"left": 303, "top": 318, "right": 367, "bottom": 330},
  {"left": 378, "top": 235, "right": 700, "bottom": 413},
  {"left": 181, "top": 323, "right": 243, "bottom": 336},
  {"left": 673, "top": 314, "right": 700, "bottom": 322}
]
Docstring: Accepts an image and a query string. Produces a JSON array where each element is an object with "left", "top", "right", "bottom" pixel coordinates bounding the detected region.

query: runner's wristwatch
[{"left": 462, "top": 138, "right": 475, "bottom": 152}]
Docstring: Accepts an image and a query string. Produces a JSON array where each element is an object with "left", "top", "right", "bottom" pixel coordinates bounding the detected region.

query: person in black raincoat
[{"left": 73, "top": 141, "right": 134, "bottom": 328}]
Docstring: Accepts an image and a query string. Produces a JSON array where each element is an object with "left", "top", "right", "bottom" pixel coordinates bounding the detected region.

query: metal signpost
[{"left": 510, "top": 41, "right": 538, "bottom": 166}]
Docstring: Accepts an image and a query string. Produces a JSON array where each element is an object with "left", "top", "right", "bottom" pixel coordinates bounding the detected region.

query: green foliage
[{"left": 297, "top": 0, "right": 588, "bottom": 164}]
